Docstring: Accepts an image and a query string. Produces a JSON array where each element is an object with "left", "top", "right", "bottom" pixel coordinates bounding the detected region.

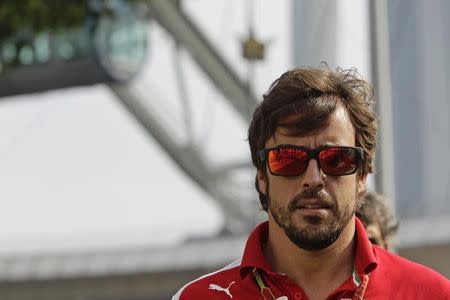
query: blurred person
[
  {"left": 356, "top": 190, "right": 399, "bottom": 251},
  {"left": 173, "top": 66, "right": 450, "bottom": 300}
]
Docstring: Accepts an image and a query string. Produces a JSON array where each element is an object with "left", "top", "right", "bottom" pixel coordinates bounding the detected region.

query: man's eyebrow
[{"left": 319, "top": 142, "right": 345, "bottom": 147}]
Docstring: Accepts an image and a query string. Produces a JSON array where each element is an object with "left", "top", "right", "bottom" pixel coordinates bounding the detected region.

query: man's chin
[{"left": 285, "top": 225, "right": 342, "bottom": 251}]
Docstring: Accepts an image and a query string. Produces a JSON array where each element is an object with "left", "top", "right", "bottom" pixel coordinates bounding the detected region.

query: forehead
[{"left": 267, "top": 105, "right": 355, "bottom": 147}]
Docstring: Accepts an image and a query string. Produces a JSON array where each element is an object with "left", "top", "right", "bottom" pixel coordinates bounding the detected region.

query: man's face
[
  {"left": 365, "top": 223, "right": 391, "bottom": 250},
  {"left": 258, "top": 105, "right": 366, "bottom": 250}
]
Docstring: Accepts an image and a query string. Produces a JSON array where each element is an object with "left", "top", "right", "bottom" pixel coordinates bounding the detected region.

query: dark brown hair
[{"left": 248, "top": 66, "right": 377, "bottom": 211}]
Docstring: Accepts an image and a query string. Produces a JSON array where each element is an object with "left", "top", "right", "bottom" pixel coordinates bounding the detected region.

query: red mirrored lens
[
  {"left": 268, "top": 148, "right": 308, "bottom": 176},
  {"left": 319, "top": 147, "right": 358, "bottom": 175}
]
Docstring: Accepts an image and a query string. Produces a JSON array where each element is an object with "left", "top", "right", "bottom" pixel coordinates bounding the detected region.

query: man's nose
[{"left": 302, "top": 159, "right": 325, "bottom": 189}]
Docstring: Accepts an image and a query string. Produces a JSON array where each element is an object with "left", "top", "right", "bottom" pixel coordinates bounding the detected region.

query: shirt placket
[{"left": 265, "top": 271, "right": 307, "bottom": 300}]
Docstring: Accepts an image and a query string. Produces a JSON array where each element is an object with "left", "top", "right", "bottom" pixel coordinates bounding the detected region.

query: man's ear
[
  {"left": 355, "top": 174, "right": 367, "bottom": 211},
  {"left": 357, "top": 174, "right": 368, "bottom": 196},
  {"left": 257, "top": 169, "right": 267, "bottom": 196}
]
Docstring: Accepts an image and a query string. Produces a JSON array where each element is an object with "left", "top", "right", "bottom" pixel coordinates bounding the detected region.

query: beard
[{"left": 267, "top": 185, "right": 358, "bottom": 251}]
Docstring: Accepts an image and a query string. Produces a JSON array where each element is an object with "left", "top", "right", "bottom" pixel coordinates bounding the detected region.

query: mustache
[{"left": 288, "top": 188, "right": 335, "bottom": 212}]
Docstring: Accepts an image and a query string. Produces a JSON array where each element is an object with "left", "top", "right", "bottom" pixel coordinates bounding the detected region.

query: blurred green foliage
[
  {"left": 0, "top": 0, "right": 147, "bottom": 71},
  {"left": 0, "top": 0, "right": 147, "bottom": 40},
  {"left": 0, "top": 0, "right": 88, "bottom": 71},
  {"left": 0, "top": 0, "right": 86, "bottom": 41}
]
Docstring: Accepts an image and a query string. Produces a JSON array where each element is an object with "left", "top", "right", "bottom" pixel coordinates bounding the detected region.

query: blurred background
[{"left": 0, "top": 0, "right": 449, "bottom": 299}]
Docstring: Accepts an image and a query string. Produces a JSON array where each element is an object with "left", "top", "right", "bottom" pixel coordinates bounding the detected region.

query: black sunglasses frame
[{"left": 257, "top": 144, "right": 364, "bottom": 177}]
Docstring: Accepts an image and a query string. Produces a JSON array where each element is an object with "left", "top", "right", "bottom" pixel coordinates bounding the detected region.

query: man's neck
[{"left": 264, "top": 217, "right": 356, "bottom": 300}]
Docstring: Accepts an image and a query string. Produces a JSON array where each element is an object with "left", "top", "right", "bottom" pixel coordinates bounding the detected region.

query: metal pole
[{"left": 369, "top": 0, "right": 396, "bottom": 211}]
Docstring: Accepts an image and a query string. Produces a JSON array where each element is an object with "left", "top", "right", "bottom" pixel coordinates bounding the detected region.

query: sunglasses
[{"left": 258, "top": 145, "right": 364, "bottom": 177}]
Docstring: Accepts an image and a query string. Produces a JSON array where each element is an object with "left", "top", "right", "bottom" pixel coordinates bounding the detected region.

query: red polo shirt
[{"left": 173, "top": 218, "right": 450, "bottom": 299}]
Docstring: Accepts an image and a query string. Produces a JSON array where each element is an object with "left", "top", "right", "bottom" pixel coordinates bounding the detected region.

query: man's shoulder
[
  {"left": 374, "top": 246, "right": 445, "bottom": 276},
  {"left": 172, "top": 258, "right": 242, "bottom": 300},
  {"left": 372, "top": 246, "right": 450, "bottom": 296}
]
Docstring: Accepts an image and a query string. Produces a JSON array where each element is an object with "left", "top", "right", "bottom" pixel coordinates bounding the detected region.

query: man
[
  {"left": 356, "top": 190, "right": 399, "bottom": 251},
  {"left": 173, "top": 66, "right": 450, "bottom": 299}
]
